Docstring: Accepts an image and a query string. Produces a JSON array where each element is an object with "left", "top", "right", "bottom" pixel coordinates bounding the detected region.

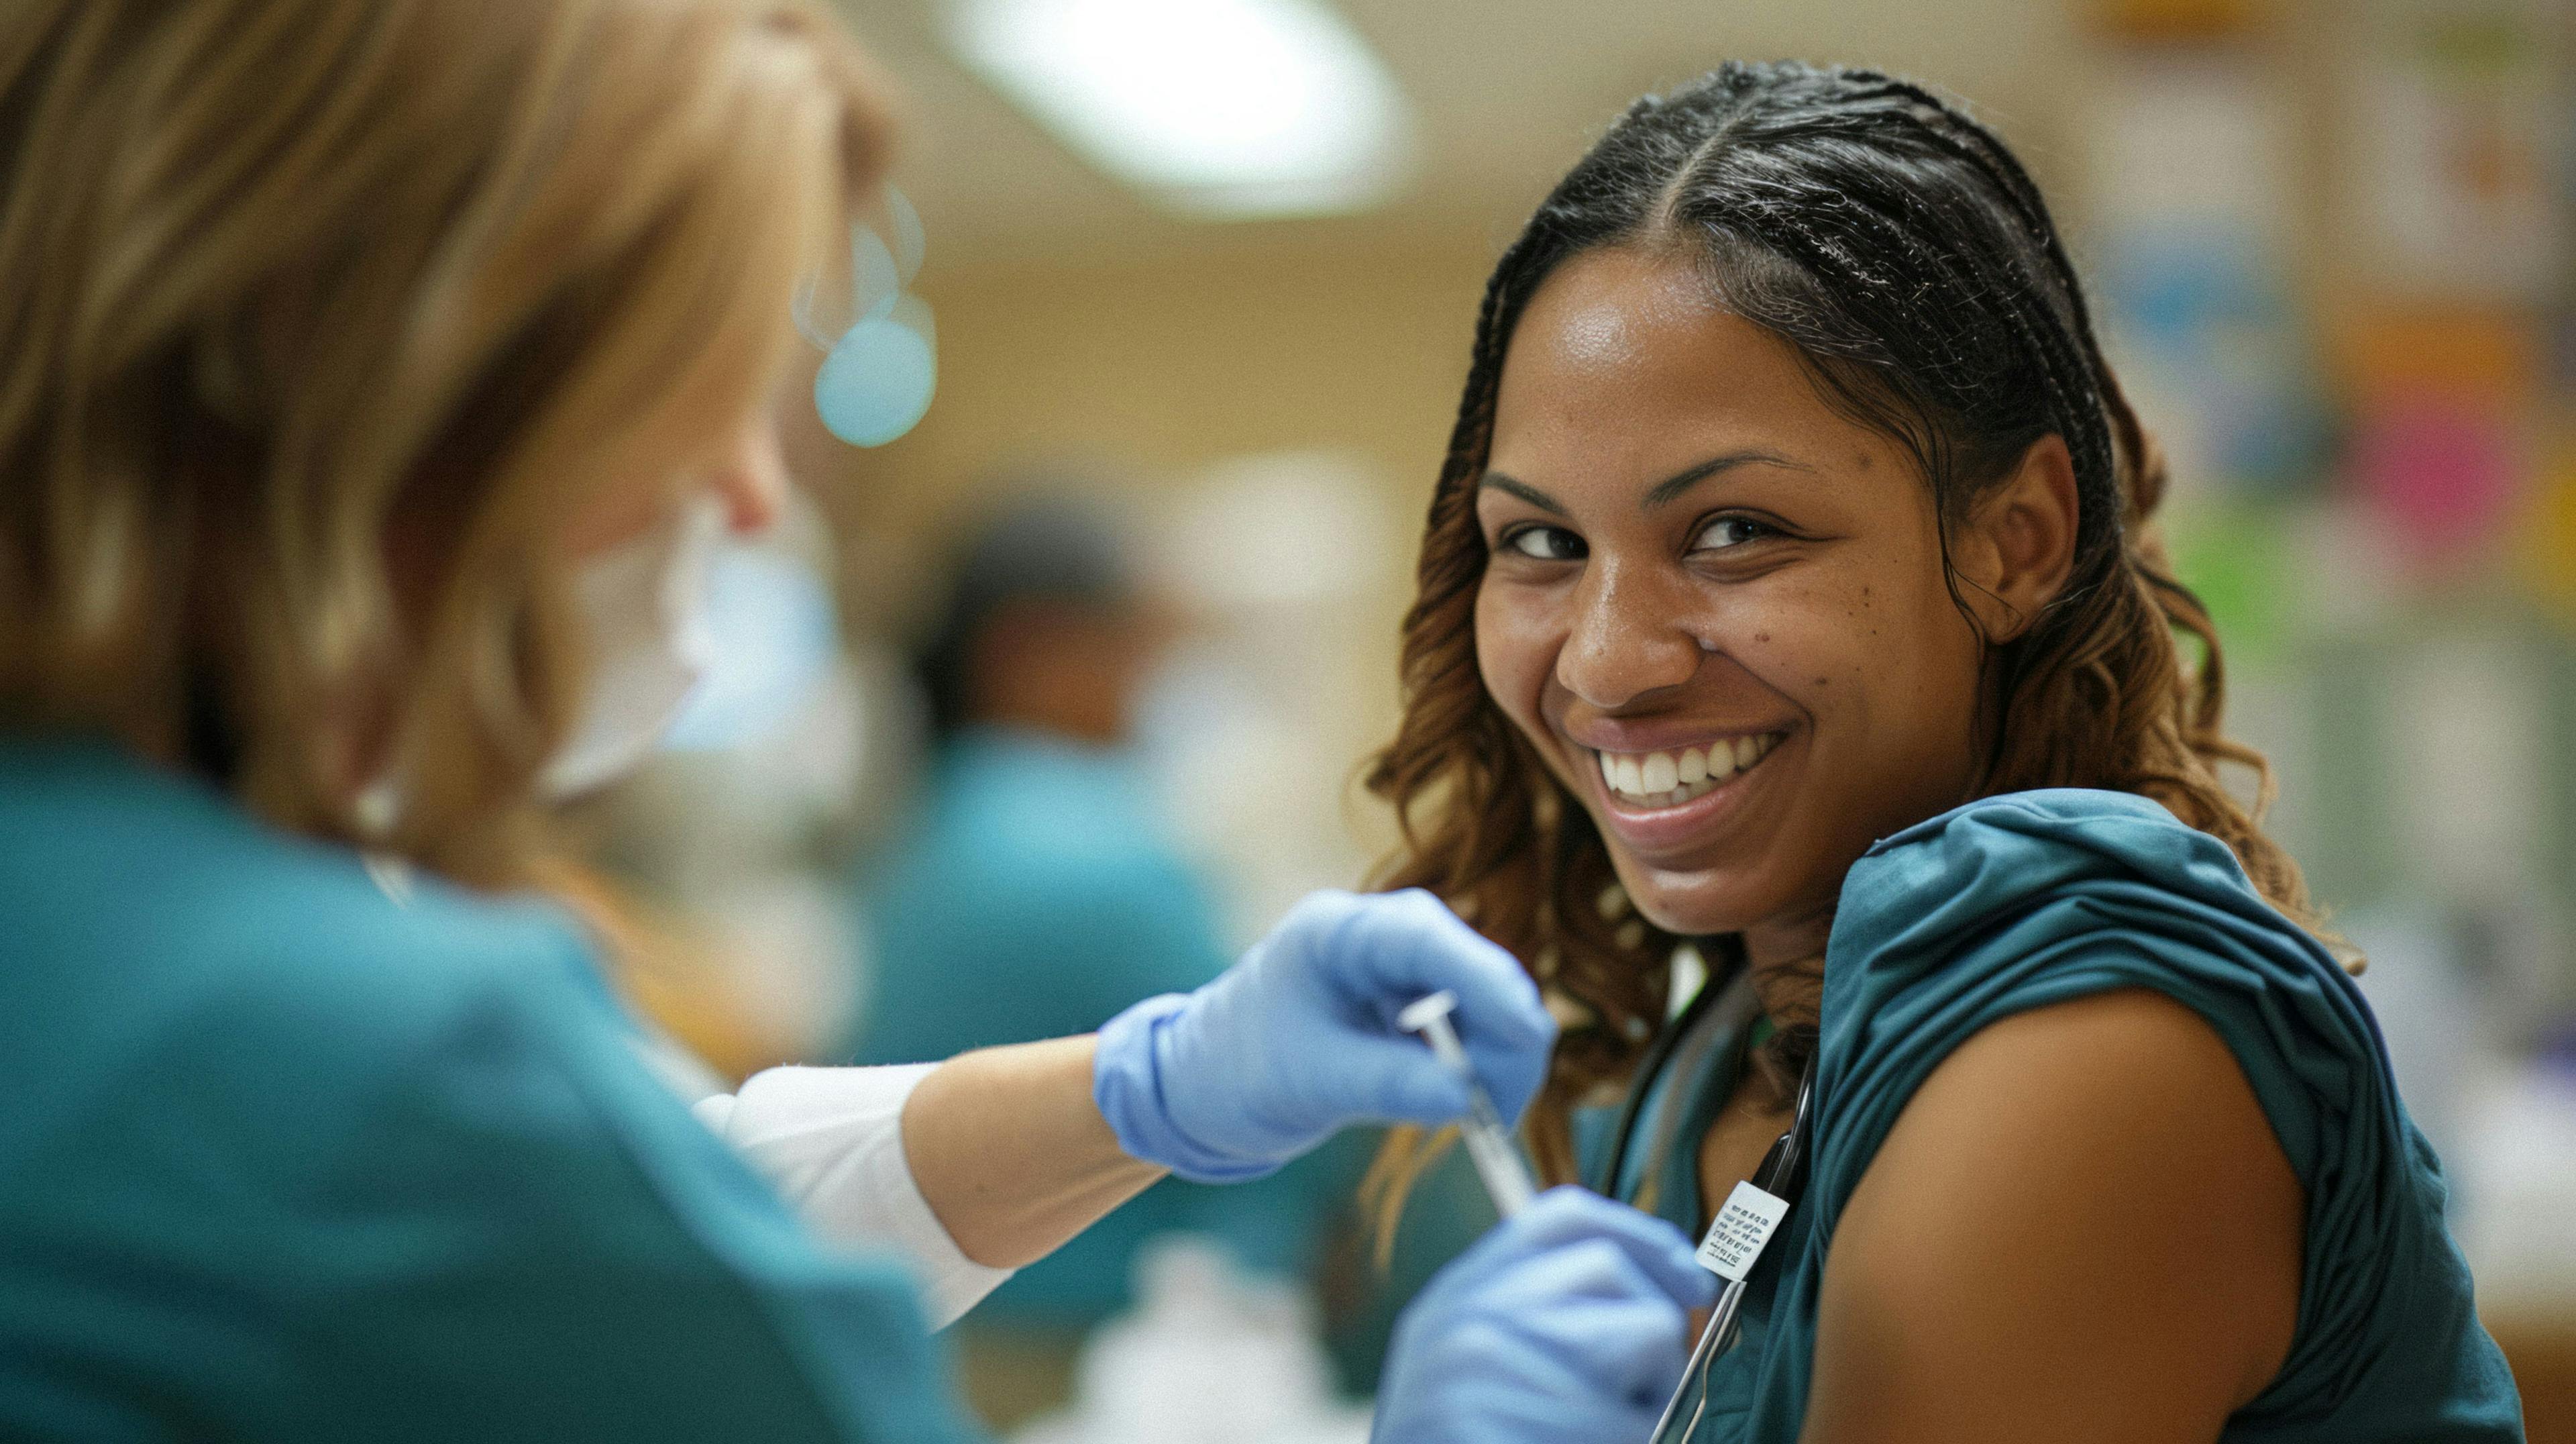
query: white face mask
[{"left": 541, "top": 493, "right": 727, "bottom": 799}]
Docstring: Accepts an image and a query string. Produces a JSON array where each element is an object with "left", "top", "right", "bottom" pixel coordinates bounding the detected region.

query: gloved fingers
[
  {"left": 1479, "top": 1251, "right": 1695, "bottom": 1399},
  {"left": 1320, "top": 888, "right": 1558, "bottom": 1119},
  {"left": 1454, "top": 1029, "right": 1550, "bottom": 1129},
  {"left": 1404, "top": 1184, "right": 1621, "bottom": 1306},
  {"left": 1399, "top": 1304, "right": 1683, "bottom": 1441},
  {"left": 1419, "top": 1316, "right": 1656, "bottom": 1418},
  {"left": 1371, "top": 1321, "right": 1621, "bottom": 1444},
  {"left": 1318, "top": 1031, "right": 1478, "bottom": 1127},
  {"left": 1405, "top": 1188, "right": 1713, "bottom": 1338},
  {"left": 1484, "top": 1187, "right": 1717, "bottom": 1310},
  {"left": 1393, "top": 1221, "right": 1525, "bottom": 1321},
  {"left": 1507, "top": 1292, "right": 1695, "bottom": 1406}
]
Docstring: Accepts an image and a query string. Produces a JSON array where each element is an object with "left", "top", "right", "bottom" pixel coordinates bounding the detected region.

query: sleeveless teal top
[
  {"left": 0, "top": 739, "right": 982, "bottom": 1442},
  {"left": 1592, "top": 788, "right": 2524, "bottom": 1442}
]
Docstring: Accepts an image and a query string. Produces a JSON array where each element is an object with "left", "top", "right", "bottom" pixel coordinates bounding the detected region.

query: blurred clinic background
[{"left": 561, "top": 0, "right": 2576, "bottom": 1438}]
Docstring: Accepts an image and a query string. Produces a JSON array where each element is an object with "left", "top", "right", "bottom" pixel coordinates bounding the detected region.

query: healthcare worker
[
  {"left": 857, "top": 495, "right": 1342, "bottom": 1337},
  {"left": 0, "top": 3, "right": 1713, "bottom": 1441}
]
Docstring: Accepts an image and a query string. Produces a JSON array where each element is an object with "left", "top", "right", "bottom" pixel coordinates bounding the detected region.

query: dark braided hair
[{"left": 1361, "top": 61, "right": 2335, "bottom": 1215}]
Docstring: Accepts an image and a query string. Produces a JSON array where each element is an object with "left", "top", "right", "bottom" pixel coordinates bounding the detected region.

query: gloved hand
[
  {"left": 1092, "top": 888, "right": 1554, "bottom": 1182},
  {"left": 1372, "top": 1187, "right": 1715, "bottom": 1444}
]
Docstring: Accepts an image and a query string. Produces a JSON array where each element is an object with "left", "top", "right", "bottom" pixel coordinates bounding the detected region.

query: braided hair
[{"left": 1361, "top": 62, "right": 2335, "bottom": 1210}]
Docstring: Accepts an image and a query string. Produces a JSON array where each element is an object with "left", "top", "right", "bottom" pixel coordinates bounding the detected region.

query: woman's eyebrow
[
  {"left": 1643, "top": 449, "right": 1816, "bottom": 509},
  {"left": 1476, "top": 472, "right": 1566, "bottom": 516}
]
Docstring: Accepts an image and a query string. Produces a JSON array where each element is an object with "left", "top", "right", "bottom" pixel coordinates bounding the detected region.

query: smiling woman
[
  {"left": 1367, "top": 66, "right": 2315, "bottom": 1166},
  {"left": 1362, "top": 59, "right": 2523, "bottom": 1444},
  {"left": 1473, "top": 258, "right": 2047, "bottom": 968}
]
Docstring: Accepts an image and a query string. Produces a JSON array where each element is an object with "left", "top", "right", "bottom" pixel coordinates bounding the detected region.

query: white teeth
[
  {"left": 1640, "top": 752, "right": 1677, "bottom": 794},
  {"left": 1592, "top": 733, "right": 1782, "bottom": 805}
]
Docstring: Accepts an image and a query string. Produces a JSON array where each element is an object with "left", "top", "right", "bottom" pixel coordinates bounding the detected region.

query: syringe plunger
[{"left": 1399, "top": 990, "right": 1540, "bottom": 1218}]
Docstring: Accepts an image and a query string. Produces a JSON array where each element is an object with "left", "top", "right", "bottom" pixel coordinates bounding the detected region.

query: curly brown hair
[{"left": 1360, "top": 62, "right": 2341, "bottom": 1215}]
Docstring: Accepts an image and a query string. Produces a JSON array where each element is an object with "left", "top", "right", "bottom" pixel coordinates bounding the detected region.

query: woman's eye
[
  {"left": 1694, "top": 515, "right": 1779, "bottom": 551},
  {"left": 1503, "top": 525, "right": 1585, "bottom": 561}
]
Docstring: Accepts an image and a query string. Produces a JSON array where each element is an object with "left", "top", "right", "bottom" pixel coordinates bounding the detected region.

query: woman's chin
[
  {"left": 1608, "top": 841, "right": 1856, "bottom": 962},
  {"left": 1609, "top": 863, "right": 1776, "bottom": 941}
]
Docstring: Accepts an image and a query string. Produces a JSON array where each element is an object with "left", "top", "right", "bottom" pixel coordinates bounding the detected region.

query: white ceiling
[{"left": 835, "top": 0, "right": 2098, "bottom": 265}]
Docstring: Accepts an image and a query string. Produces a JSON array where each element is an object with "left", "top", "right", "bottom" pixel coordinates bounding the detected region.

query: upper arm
[{"left": 1803, "top": 988, "right": 2303, "bottom": 1444}]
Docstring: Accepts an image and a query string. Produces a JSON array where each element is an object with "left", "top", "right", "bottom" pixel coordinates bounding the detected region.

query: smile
[{"left": 1593, "top": 732, "right": 1784, "bottom": 809}]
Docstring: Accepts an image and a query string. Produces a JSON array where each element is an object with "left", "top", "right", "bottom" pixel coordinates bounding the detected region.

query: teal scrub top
[
  {"left": 0, "top": 737, "right": 983, "bottom": 1443},
  {"left": 856, "top": 727, "right": 1334, "bottom": 1325},
  {"left": 1591, "top": 788, "right": 2524, "bottom": 1443}
]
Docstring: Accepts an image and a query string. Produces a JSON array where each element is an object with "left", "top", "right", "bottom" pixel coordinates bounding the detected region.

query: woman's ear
[{"left": 1953, "top": 433, "right": 2079, "bottom": 642}]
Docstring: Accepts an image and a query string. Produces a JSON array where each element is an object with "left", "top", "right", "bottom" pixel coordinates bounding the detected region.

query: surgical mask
[
  {"left": 541, "top": 493, "right": 727, "bottom": 799},
  {"left": 659, "top": 529, "right": 841, "bottom": 756}
]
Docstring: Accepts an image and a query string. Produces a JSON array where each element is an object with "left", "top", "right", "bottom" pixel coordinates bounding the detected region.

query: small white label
[{"left": 1695, "top": 1181, "right": 1792, "bottom": 1282}]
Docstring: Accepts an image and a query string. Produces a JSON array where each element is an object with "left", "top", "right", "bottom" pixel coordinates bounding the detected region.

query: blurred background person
[
  {"left": 849, "top": 495, "right": 1352, "bottom": 1417},
  {"left": 857, "top": 495, "right": 1203, "bottom": 1176}
]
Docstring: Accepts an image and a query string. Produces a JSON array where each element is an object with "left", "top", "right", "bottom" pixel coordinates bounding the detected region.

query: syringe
[{"left": 1398, "top": 990, "right": 1540, "bottom": 1219}]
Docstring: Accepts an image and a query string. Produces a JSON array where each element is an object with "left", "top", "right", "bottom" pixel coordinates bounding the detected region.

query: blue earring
[{"left": 800, "top": 187, "right": 934, "bottom": 447}]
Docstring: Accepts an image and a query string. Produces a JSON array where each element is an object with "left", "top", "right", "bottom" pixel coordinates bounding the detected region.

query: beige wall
[
  {"left": 786, "top": 231, "right": 1512, "bottom": 874},
  {"left": 806, "top": 232, "right": 1497, "bottom": 556}
]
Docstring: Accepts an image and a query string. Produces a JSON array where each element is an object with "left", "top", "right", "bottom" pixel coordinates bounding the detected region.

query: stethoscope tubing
[
  {"left": 1652, "top": 1272, "right": 1752, "bottom": 1442},
  {"left": 1594, "top": 980, "right": 1729, "bottom": 1198}
]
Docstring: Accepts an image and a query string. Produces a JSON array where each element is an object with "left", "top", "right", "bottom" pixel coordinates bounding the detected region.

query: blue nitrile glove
[
  {"left": 1092, "top": 888, "right": 1554, "bottom": 1182},
  {"left": 1372, "top": 1187, "right": 1716, "bottom": 1444}
]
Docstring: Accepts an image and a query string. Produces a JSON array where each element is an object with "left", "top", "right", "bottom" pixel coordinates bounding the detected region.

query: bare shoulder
[
  {"left": 1803, "top": 988, "right": 2304, "bottom": 1444},
  {"left": 1914, "top": 986, "right": 2284, "bottom": 1151}
]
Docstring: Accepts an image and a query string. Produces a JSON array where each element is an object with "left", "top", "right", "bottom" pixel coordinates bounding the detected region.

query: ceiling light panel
[{"left": 945, "top": 0, "right": 1416, "bottom": 218}]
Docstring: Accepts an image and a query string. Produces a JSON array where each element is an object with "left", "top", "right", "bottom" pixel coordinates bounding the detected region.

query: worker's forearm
[{"left": 899, "top": 1034, "right": 1167, "bottom": 1270}]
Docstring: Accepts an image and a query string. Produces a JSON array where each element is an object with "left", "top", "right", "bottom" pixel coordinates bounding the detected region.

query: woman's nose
[{"left": 1554, "top": 560, "right": 1703, "bottom": 710}]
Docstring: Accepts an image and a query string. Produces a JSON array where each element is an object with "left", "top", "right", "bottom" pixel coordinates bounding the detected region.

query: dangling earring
[{"left": 796, "top": 185, "right": 935, "bottom": 447}]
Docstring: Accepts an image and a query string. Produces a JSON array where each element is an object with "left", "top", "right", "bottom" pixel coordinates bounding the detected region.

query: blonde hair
[{"left": 0, "top": 0, "right": 890, "bottom": 884}]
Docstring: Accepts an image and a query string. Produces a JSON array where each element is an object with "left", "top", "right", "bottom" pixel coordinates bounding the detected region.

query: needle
[{"left": 1399, "top": 990, "right": 1540, "bottom": 1218}]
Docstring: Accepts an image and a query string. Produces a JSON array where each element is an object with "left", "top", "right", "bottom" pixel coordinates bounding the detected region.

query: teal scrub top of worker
[
  {"left": 859, "top": 727, "right": 1233, "bottom": 1074},
  {"left": 0, "top": 737, "right": 982, "bottom": 1444},
  {"left": 1593, "top": 788, "right": 2524, "bottom": 1443},
  {"left": 857, "top": 726, "right": 1330, "bottom": 1325}
]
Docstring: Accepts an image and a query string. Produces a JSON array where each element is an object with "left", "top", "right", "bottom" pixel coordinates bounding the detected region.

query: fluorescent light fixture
[{"left": 946, "top": 0, "right": 1415, "bottom": 218}]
